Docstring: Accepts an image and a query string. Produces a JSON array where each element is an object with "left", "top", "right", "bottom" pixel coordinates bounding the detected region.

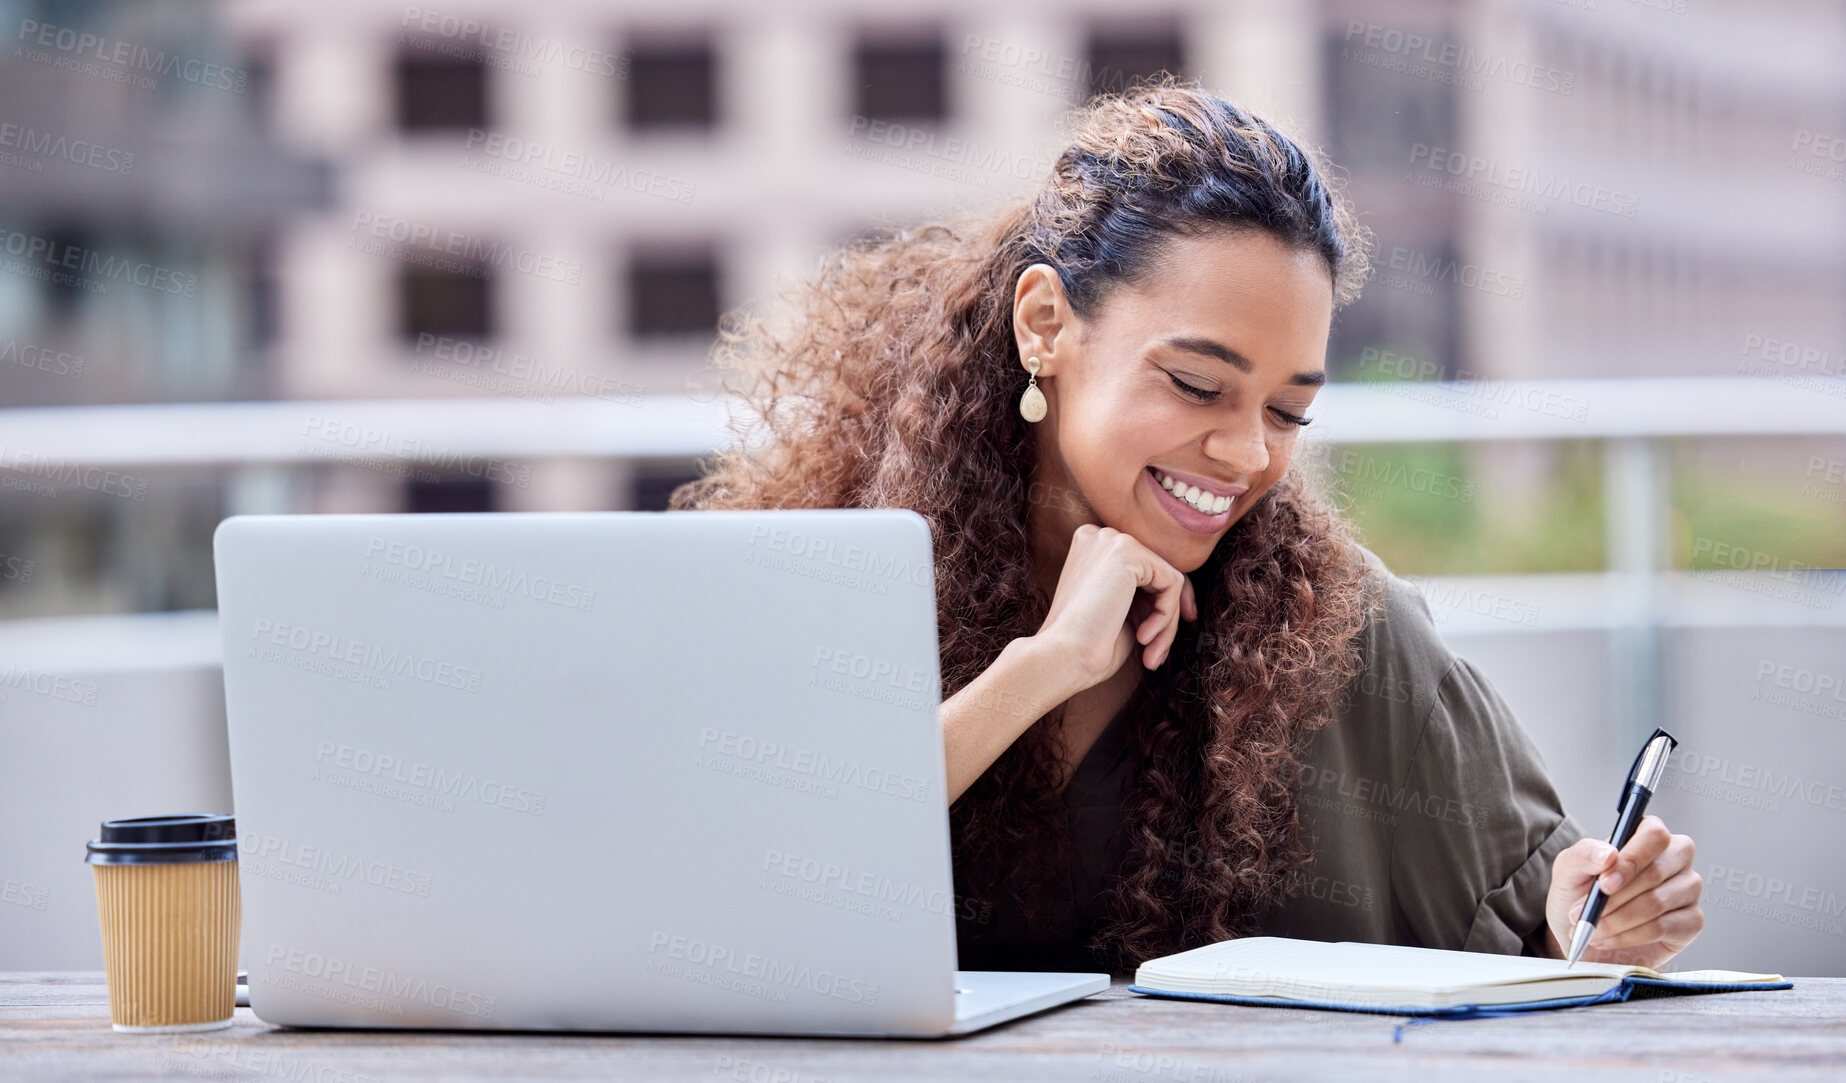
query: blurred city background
[{"left": 2, "top": 0, "right": 1843, "bottom": 975}]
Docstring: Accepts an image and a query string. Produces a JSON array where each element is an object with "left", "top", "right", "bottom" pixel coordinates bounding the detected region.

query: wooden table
[{"left": 5, "top": 972, "right": 1842, "bottom": 1082}]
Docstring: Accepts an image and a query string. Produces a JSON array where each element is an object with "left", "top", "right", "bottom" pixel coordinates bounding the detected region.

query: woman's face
[{"left": 1016, "top": 228, "right": 1333, "bottom": 573}]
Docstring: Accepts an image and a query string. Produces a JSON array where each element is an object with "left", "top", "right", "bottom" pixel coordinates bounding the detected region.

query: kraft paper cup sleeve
[{"left": 86, "top": 814, "right": 241, "bottom": 1033}]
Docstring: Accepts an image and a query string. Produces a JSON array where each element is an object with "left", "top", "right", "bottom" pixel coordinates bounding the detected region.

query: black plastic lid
[{"left": 84, "top": 814, "right": 237, "bottom": 865}]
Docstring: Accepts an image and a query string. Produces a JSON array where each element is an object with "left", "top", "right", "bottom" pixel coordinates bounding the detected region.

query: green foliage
[
  {"left": 1313, "top": 437, "right": 1846, "bottom": 576},
  {"left": 1671, "top": 444, "right": 1846, "bottom": 571},
  {"left": 1313, "top": 440, "right": 1604, "bottom": 575}
]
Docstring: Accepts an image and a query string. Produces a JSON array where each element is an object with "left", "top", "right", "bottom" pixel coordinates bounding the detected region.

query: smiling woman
[
  {"left": 1016, "top": 229, "right": 1333, "bottom": 594},
  {"left": 669, "top": 78, "right": 1704, "bottom": 977}
]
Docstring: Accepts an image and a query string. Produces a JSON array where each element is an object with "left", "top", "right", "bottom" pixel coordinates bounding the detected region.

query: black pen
[{"left": 1566, "top": 727, "right": 1679, "bottom": 967}]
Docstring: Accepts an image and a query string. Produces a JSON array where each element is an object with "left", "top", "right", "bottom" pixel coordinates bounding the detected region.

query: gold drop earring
[{"left": 1019, "top": 355, "right": 1047, "bottom": 423}]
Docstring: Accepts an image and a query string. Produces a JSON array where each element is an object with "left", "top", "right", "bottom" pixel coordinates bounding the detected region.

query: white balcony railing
[
  {"left": 3, "top": 374, "right": 1843, "bottom": 742},
  {"left": 2, "top": 376, "right": 1842, "bottom": 467}
]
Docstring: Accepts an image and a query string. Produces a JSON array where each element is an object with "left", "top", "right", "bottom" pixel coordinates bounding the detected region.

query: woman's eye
[
  {"left": 1168, "top": 373, "right": 1219, "bottom": 402},
  {"left": 1164, "top": 369, "right": 1312, "bottom": 425}
]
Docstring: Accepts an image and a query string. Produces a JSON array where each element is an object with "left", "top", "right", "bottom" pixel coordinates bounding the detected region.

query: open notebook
[{"left": 1128, "top": 937, "right": 1791, "bottom": 1016}]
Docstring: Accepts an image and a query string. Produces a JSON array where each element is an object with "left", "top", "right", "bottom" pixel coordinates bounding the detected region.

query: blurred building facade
[
  {"left": 1, "top": 0, "right": 1843, "bottom": 617},
  {"left": 4, "top": 0, "right": 1846, "bottom": 980}
]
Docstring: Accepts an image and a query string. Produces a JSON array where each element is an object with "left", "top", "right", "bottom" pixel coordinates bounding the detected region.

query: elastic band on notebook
[{"left": 1390, "top": 983, "right": 1632, "bottom": 1042}]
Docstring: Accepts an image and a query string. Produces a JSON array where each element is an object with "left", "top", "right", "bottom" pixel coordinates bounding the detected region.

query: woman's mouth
[{"left": 1144, "top": 466, "right": 1243, "bottom": 535}]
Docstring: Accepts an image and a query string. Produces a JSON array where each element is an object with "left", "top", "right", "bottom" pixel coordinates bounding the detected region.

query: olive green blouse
[{"left": 953, "top": 552, "right": 1588, "bottom": 976}]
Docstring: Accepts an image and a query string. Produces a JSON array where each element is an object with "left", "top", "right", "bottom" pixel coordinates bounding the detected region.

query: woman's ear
[{"left": 1013, "top": 263, "right": 1074, "bottom": 376}]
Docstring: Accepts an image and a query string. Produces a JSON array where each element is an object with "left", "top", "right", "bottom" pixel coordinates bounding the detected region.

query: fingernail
[{"left": 1602, "top": 872, "right": 1624, "bottom": 894}]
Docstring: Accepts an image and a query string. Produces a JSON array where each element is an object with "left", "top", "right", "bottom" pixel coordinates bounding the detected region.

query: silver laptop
[{"left": 213, "top": 509, "right": 1107, "bottom": 1037}]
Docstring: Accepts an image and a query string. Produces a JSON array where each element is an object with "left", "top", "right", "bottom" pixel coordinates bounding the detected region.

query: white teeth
[{"left": 1153, "top": 469, "right": 1232, "bottom": 515}]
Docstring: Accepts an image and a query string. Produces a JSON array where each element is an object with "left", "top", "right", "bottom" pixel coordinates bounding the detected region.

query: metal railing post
[{"left": 1603, "top": 436, "right": 1667, "bottom": 750}]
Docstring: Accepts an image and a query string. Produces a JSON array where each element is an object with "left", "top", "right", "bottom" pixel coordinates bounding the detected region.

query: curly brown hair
[{"left": 670, "top": 78, "right": 1380, "bottom": 972}]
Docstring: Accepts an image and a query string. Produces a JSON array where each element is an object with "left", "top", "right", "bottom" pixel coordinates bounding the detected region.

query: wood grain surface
[{"left": 4, "top": 972, "right": 1842, "bottom": 1082}]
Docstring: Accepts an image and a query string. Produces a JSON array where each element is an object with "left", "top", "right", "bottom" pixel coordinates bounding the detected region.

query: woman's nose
[{"left": 1202, "top": 420, "right": 1270, "bottom": 477}]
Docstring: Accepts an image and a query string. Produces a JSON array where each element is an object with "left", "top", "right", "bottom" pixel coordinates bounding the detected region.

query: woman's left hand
[{"left": 1543, "top": 814, "right": 1704, "bottom": 968}]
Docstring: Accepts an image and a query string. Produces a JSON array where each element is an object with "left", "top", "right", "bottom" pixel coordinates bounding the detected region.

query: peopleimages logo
[
  {"left": 0, "top": 227, "right": 198, "bottom": 295},
  {"left": 249, "top": 617, "right": 484, "bottom": 693},
  {"left": 746, "top": 524, "right": 933, "bottom": 588},
  {"left": 0, "top": 120, "right": 134, "bottom": 174},
  {"left": 0, "top": 339, "right": 85, "bottom": 378},
  {"left": 266, "top": 945, "right": 495, "bottom": 1018},
  {"left": 1740, "top": 332, "right": 1846, "bottom": 378},
  {"left": 14, "top": 19, "right": 248, "bottom": 92},
  {"left": 808, "top": 646, "right": 934, "bottom": 708},
  {"left": 2, "top": 878, "right": 49, "bottom": 911},
  {"left": 1332, "top": 449, "right": 1475, "bottom": 503},
  {"left": 238, "top": 831, "right": 433, "bottom": 897},
  {"left": 0, "top": 664, "right": 99, "bottom": 705},
  {"left": 1407, "top": 142, "right": 1637, "bottom": 218},
  {"left": 364, "top": 536, "right": 597, "bottom": 612},
  {"left": 646, "top": 930, "right": 879, "bottom": 1005},
  {"left": 299, "top": 415, "right": 532, "bottom": 489},
  {"left": 399, "top": 8, "right": 623, "bottom": 77},
  {"left": 846, "top": 114, "right": 1057, "bottom": 186},
  {"left": 1672, "top": 750, "right": 1846, "bottom": 814},
  {"left": 1356, "top": 347, "right": 1591, "bottom": 422},
  {"left": 1707, "top": 865, "right": 1845, "bottom": 938},
  {"left": 760, "top": 848, "right": 974, "bottom": 920},
  {"left": 0, "top": 443, "right": 149, "bottom": 500},
  {"left": 349, "top": 211, "right": 582, "bottom": 284},
  {"left": 1755, "top": 660, "right": 1846, "bottom": 702},
  {"left": 463, "top": 128, "right": 696, "bottom": 203},
  {"left": 313, "top": 740, "right": 546, "bottom": 816},
  {"left": 697, "top": 727, "right": 930, "bottom": 802},
  {"left": 1341, "top": 21, "right": 1576, "bottom": 95},
  {"left": 1295, "top": 763, "right": 1480, "bottom": 827},
  {"left": 1384, "top": 245, "right": 1525, "bottom": 298},
  {"left": 1284, "top": 870, "right": 1378, "bottom": 913},
  {"left": 413, "top": 333, "right": 644, "bottom": 404},
  {"left": 1409, "top": 578, "right": 1541, "bottom": 628}
]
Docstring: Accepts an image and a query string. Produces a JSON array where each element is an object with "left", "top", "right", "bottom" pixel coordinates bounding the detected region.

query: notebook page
[
  {"left": 1137, "top": 937, "right": 1635, "bottom": 1000},
  {"left": 1653, "top": 968, "right": 1786, "bottom": 984}
]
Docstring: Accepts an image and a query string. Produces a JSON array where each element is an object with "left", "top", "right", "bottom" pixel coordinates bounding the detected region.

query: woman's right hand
[{"left": 1035, "top": 524, "right": 1199, "bottom": 692}]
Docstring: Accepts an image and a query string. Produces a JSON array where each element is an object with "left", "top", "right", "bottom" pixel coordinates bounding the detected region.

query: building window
[
  {"left": 246, "top": 236, "right": 278, "bottom": 349},
  {"left": 394, "top": 52, "right": 487, "bottom": 132},
  {"left": 39, "top": 225, "right": 93, "bottom": 319},
  {"left": 1084, "top": 23, "right": 1187, "bottom": 100},
  {"left": 1319, "top": 23, "right": 1459, "bottom": 380},
  {"left": 852, "top": 33, "right": 946, "bottom": 123},
  {"left": 625, "top": 37, "right": 717, "bottom": 130},
  {"left": 240, "top": 45, "right": 276, "bottom": 126},
  {"left": 625, "top": 248, "right": 720, "bottom": 339},
  {"left": 405, "top": 474, "right": 495, "bottom": 513},
  {"left": 399, "top": 260, "right": 492, "bottom": 342}
]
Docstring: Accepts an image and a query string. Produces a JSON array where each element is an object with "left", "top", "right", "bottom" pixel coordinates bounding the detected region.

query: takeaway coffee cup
[{"left": 85, "top": 814, "right": 241, "bottom": 1032}]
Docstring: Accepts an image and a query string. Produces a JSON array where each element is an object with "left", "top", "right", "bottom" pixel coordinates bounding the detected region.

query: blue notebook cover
[
  {"left": 1125, "top": 936, "right": 1793, "bottom": 1023},
  {"left": 1126, "top": 974, "right": 1794, "bottom": 1018}
]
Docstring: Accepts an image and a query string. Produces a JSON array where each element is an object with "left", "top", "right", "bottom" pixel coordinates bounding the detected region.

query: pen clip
[{"left": 1619, "top": 727, "right": 1679, "bottom": 809}]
